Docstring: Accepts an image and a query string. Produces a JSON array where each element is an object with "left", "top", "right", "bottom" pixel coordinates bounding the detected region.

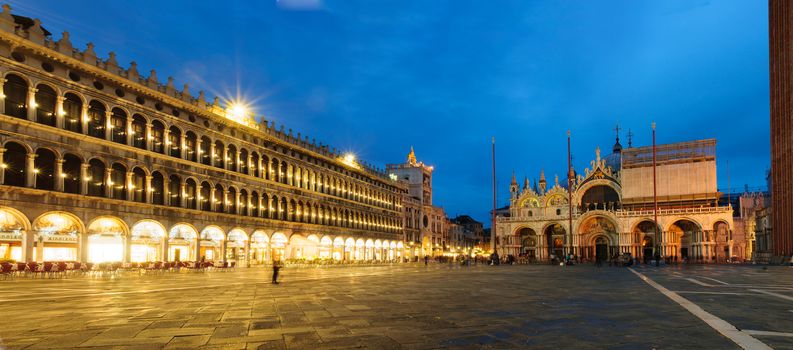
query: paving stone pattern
[{"left": 1, "top": 263, "right": 786, "bottom": 349}]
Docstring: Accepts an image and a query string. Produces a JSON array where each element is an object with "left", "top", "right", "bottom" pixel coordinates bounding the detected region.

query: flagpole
[
  {"left": 491, "top": 136, "right": 497, "bottom": 256},
  {"left": 567, "top": 130, "right": 574, "bottom": 258},
  {"left": 652, "top": 122, "right": 659, "bottom": 266}
]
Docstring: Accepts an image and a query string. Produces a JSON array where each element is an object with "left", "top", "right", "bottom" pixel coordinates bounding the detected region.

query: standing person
[
  {"left": 272, "top": 259, "right": 281, "bottom": 284},
  {"left": 424, "top": 255, "right": 429, "bottom": 266}
]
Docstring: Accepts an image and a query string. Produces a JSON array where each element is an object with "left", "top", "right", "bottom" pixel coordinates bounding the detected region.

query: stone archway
[
  {"left": 516, "top": 227, "right": 538, "bottom": 261},
  {"left": 544, "top": 223, "right": 565, "bottom": 261},
  {"left": 668, "top": 219, "right": 703, "bottom": 262},
  {"left": 578, "top": 216, "right": 618, "bottom": 261}
]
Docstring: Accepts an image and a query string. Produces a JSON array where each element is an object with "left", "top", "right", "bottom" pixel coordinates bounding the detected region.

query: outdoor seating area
[{"left": 0, "top": 260, "right": 238, "bottom": 279}]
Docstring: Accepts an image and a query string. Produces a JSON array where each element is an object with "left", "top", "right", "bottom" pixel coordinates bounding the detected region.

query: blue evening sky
[{"left": 12, "top": 1, "right": 769, "bottom": 225}]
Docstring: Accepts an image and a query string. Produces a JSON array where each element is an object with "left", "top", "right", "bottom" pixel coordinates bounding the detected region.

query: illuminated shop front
[
  {"left": 225, "top": 228, "right": 248, "bottom": 265},
  {"left": 169, "top": 224, "right": 197, "bottom": 261},
  {"left": 250, "top": 230, "right": 270, "bottom": 265},
  {"left": 332, "top": 237, "right": 344, "bottom": 261},
  {"left": 0, "top": 208, "right": 26, "bottom": 261},
  {"left": 319, "top": 236, "right": 332, "bottom": 259},
  {"left": 199, "top": 226, "right": 224, "bottom": 261},
  {"left": 33, "top": 212, "right": 81, "bottom": 262},
  {"left": 87, "top": 217, "right": 127, "bottom": 263},
  {"left": 130, "top": 221, "right": 166, "bottom": 262},
  {"left": 270, "top": 232, "right": 287, "bottom": 261}
]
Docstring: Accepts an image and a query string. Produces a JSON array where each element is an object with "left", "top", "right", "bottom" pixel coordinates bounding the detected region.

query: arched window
[
  {"left": 214, "top": 141, "right": 224, "bottom": 168},
  {"left": 185, "top": 131, "right": 197, "bottom": 162},
  {"left": 35, "top": 84, "right": 57, "bottom": 126},
  {"left": 110, "top": 108, "right": 127, "bottom": 144},
  {"left": 2, "top": 142, "right": 26, "bottom": 187},
  {"left": 62, "top": 153, "right": 81, "bottom": 194},
  {"left": 131, "top": 115, "right": 146, "bottom": 149},
  {"left": 131, "top": 167, "right": 146, "bottom": 203},
  {"left": 213, "top": 184, "right": 224, "bottom": 213},
  {"left": 239, "top": 189, "right": 248, "bottom": 215},
  {"left": 184, "top": 178, "right": 197, "bottom": 209},
  {"left": 228, "top": 187, "right": 237, "bottom": 214},
  {"left": 200, "top": 181, "right": 211, "bottom": 211},
  {"left": 239, "top": 149, "right": 248, "bottom": 174},
  {"left": 227, "top": 144, "right": 237, "bottom": 172},
  {"left": 200, "top": 136, "right": 211, "bottom": 165},
  {"left": 251, "top": 191, "right": 259, "bottom": 217},
  {"left": 87, "top": 159, "right": 106, "bottom": 197},
  {"left": 168, "top": 126, "right": 181, "bottom": 158},
  {"left": 62, "top": 93, "right": 83, "bottom": 133},
  {"left": 280, "top": 161, "right": 287, "bottom": 184},
  {"left": 151, "top": 171, "right": 165, "bottom": 205},
  {"left": 271, "top": 195, "right": 279, "bottom": 219},
  {"left": 280, "top": 197, "right": 288, "bottom": 220},
  {"left": 111, "top": 163, "right": 127, "bottom": 200},
  {"left": 34, "top": 148, "right": 56, "bottom": 190},
  {"left": 87, "top": 101, "right": 106, "bottom": 139},
  {"left": 4, "top": 74, "right": 27, "bottom": 119},
  {"left": 168, "top": 174, "right": 181, "bottom": 207},
  {"left": 151, "top": 121, "right": 165, "bottom": 154}
]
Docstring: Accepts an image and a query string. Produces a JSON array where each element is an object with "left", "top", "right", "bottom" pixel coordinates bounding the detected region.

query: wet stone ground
[{"left": 0, "top": 263, "right": 790, "bottom": 349}]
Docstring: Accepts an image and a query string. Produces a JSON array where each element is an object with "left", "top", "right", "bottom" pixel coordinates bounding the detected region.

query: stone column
[
  {"left": 235, "top": 191, "right": 242, "bottom": 215},
  {"left": 80, "top": 163, "right": 89, "bottom": 195},
  {"left": 79, "top": 233, "right": 88, "bottom": 263},
  {"left": 210, "top": 188, "right": 217, "bottom": 212},
  {"left": 194, "top": 235, "right": 200, "bottom": 261},
  {"left": 209, "top": 142, "right": 217, "bottom": 167},
  {"left": 22, "top": 230, "right": 34, "bottom": 263},
  {"left": 244, "top": 239, "right": 251, "bottom": 267},
  {"left": 180, "top": 133, "right": 187, "bottom": 160},
  {"left": 55, "top": 95, "right": 65, "bottom": 129},
  {"left": 125, "top": 117, "right": 133, "bottom": 146},
  {"left": 35, "top": 236, "right": 44, "bottom": 263},
  {"left": 0, "top": 78, "right": 6, "bottom": 115},
  {"left": 180, "top": 183, "right": 187, "bottom": 208},
  {"left": 145, "top": 175, "right": 153, "bottom": 203},
  {"left": 221, "top": 240, "right": 227, "bottom": 263},
  {"left": 80, "top": 104, "right": 89, "bottom": 135},
  {"left": 223, "top": 189, "right": 230, "bottom": 214},
  {"left": 123, "top": 234, "right": 131, "bottom": 263},
  {"left": 25, "top": 152, "right": 36, "bottom": 188},
  {"left": 163, "top": 129, "right": 171, "bottom": 155},
  {"left": 144, "top": 123, "right": 152, "bottom": 151},
  {"left": 104, "top": 110, "right": 113, "bottom": 140},
  {"left": 104, "top": 168, "right": 113, "bottom": 198},
  {"left": 54, "top": 158, "right": 64, "bottom": 191},
  {"left": 0, "top": 147, "right": 5, "bottom": 185},
  {"left": 27, "top": 86, "right": 37, "bottom": 121},
  {"left": 125, "top": 172, "right": 134, "bottom": 200},
  {"left": 162, "top": 238, "right": 169, "bottom": 262},
  {"left": 162, "top": 175, "right": 170, "bottom": 206},
  {"left": 256, "top": 195, "right": 263, "bottom": 217}
]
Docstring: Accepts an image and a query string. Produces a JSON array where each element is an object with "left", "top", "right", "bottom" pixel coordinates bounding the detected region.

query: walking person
[
  {"left": 424, "top": 255, "right": 429, "bottom": 266},
  {"left": 272, "top": 259, "right": 281, "bottom": 284}
]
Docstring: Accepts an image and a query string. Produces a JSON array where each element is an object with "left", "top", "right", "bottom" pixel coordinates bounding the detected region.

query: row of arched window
[
  {"left": 0, "top": 141, "right": 402, "bottom": 234},
  {"left": 2, "top": 73, "right": 400, "bottom": 211}
]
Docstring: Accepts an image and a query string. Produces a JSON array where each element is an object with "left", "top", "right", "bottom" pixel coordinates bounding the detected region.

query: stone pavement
[{"left": 0, "top": 263, "right": 790, "bottom": 349}]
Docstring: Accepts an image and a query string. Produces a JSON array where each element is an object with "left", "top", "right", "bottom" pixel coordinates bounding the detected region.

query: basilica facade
[
  {"left": 0, "top": 6, "right": 410, "bottom": 265},
  {"left": 495, "top": 136, "right": 734, "bottom": 263}
]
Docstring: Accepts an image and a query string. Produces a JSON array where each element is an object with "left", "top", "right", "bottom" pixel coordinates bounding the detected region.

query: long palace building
[
  {"left": 0, "top": 6, "right": 413, "bottom": 265},
  {"left": 495, "top": 133, "right": 735, "bottom": 263}
]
